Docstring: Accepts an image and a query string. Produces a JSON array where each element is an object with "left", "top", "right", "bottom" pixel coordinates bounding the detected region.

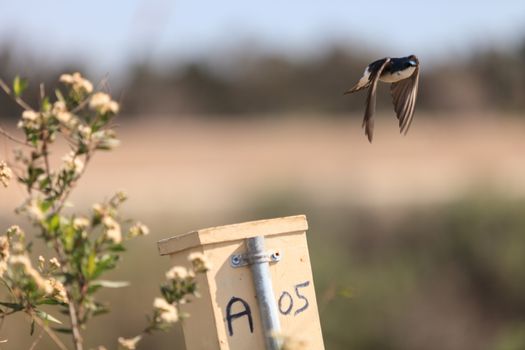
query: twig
[
  {"left": 70, "top": 74, "right": 110, "bottom": 114},
  {"left": 47, "top": 228, "right": 84, "bottom": 350},
  {"left": 28, "top": 323, "right": 45, "bottom": 350},
  {"left": 42, "top": 136, "right": 52, "bottom": 181},
  {"left": 32, "top": 315, "right": 69, "bottom": 350},
  {"left": 70, "top": 98, "right": 90, "bottom": 114},
  {"left": 39, "top": 83, "right": 45, "bottom": 103},
  {"left": 52, "top": 151, "right": 92, "bottom": 216},
  {"left": 0, "top": 79, "right": 33, "bottom": 111},
  {"left": 0, "top": 314, "right": 4, "bottom": 333},
  {"left": 66, "top": 298, "right": 83, "bottom": 350},
  {"left": 0, "top": 126, "right": 31, "bottom": 147}
]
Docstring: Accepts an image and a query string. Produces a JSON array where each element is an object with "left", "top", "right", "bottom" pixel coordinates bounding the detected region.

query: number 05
[{"left": 278, "top": 280, "right": 310, "bottom": 316}]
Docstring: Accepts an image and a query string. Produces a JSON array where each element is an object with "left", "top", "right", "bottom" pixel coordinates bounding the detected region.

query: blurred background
[{"left": 1, "top": 1, "right": 525, "bottom": 349}]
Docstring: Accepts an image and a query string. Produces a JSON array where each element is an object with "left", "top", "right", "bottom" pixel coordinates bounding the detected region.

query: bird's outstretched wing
[
  {"left": 390, "top": 64, "right": 420, "bottom": 135},
  {"left": 363, "top": 58, "right": 390, "bottom": 142}
]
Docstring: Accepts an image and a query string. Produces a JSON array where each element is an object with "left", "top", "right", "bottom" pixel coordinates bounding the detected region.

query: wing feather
[
  {"left": 390, "top": 65, "right": 420, "bottom": 135},
  {"left": 363, "top": 58, "right": 390, "bottom": 142}
]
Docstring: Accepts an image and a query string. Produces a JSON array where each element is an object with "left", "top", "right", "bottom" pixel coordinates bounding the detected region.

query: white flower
[
  {"left": 73, "top": 217, "right": 90, "bottom": 230},
  {"left": 0, "top": 261, "right": 7, "bottom": 278},
  {"left": 18, "top": 110, "right": 42, "bottom": 130},
  {"left": 92, "top": 130, "right": 120, "bottom": 150},
  {"left": 9, "top": 255, "right": 53, "bottom": 294},
  {"left": 49, "top": 257, "right": 61, "bottom": 269},
  {"left": 55, "top": 110, "right": 77, "bottom": 129},
  {"left": 92, "top": 203, "right": 105, "bottom": 216},
  {"left": 188, "top": 252, "right": 212, "bottom": 272},
  {"left": 117, "top": 335, "right": 142, "bottom": 350},
  {"left": 38, "top": 255, "right": 45, "bottom": 268},
  {"left": 0, "top": 162, "right": 12, "bottom": 188},
  {"left": 61, "top": 151, "right": 84, "bottom": 175},
  {"left": 25, "top": 199, "right": 44, "bottom": 222},
  {"left": 52, "top": 100, "right": 67, "bottom": 113},
  {"left": 5, "top": 225, "right": 23, "bottom": 239},
  {"left": 0, "top": 237, "right": 9, "bottom": 276},
  {"left": 128, "top": 222, "right": 149, "bottom": 238},
  {"left": 89, "top": 92, "right": 119, "bottom": 114},
  {"left": 153, "top": 298, "right": 179, "bottom": 323},
  {"left": 59, "top": 72, "right": 93, "bottom": 94},
  {"left": 165, "top": 266, "right": 189, "bottom": 280},
  {"left": 45, "top": 278, "right": 68, "bottom": 303},
  {"left": 0, "top": 237, "right": 9, "bottom": 261},
  {"left": 103, "top": 216, "right": 121, "bottom": 243},
  {"left": 115, "top": 190, "right": 127, "bottom": 202},
  {"left": 77, "top": 124, "right": 92, "bottom": 140}
]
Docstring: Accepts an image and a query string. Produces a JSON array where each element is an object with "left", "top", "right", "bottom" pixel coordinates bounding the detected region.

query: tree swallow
[{"left": 344, "top": 55, "right": 420, "bottom": 142}]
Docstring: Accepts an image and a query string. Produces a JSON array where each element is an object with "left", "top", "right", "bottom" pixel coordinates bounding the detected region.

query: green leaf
[
  {"left": 108, "top": 244, "right": 126, "bottom": 252},
  {"left": 87, "top": 284, "right": 102, "bottom": 294},
  {"left": 86, "top": 252, "right": 96, "bottom": 278},
  {"left": 91, "top": 254, "right": 119, "bottom": 279},
  {"left": 92, "top": 306, "right": 109, "bottom": 317},
  {"left": 52, "top": 327, "right": 73, "bottom": 334},
  {"left": 40, "top": 200, "right": 53, "bottom": 211},
  {"left": 41, "top": 96, "right": 51, "bottom": 112},
  {"left": 13, "top": 76, "right": 28, "bottom": 97},
  {"left": 0, "top": 302, "right": 24, "bottom": 311},
  {"left": 55, "top": 89, "right": 65, "bottom": 102},
  {"left": 92, "top": 280, "right": 129, "bottom": 288},
  {"left": 35, "top": 310, "right": 62, "bottom": 324},
  {"left": 47, "top": 214, "right": 60, "bottom": 232},
  {"left": 36, "top": 298, "right": 61, "bottom": 306}
]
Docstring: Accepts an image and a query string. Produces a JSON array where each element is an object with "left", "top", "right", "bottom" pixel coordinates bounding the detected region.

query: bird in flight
[{"left": 344, "top": 55, "right": 420, "bottom": 143}]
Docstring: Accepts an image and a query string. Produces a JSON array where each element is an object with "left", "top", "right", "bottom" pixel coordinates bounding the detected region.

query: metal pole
[{"left": 246, "top": 236, "right": 282, "bottom": 350}]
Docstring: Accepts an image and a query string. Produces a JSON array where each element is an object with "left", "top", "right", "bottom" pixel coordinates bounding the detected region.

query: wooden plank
[{"left": 157, "top": 215, "right": 308, "bottom": 255}]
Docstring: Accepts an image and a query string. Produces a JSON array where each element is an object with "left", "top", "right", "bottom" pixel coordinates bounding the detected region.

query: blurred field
[
  {"left": 1, "top": 114, "right": 525, "bottom": 349},
  {"left": 3, "top": 112, "right": 525, "bottom": 213}
]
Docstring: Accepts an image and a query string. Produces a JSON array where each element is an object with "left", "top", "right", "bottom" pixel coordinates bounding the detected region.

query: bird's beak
[{"left": 408, "top": 60, "right": 417, "bottom": 67}]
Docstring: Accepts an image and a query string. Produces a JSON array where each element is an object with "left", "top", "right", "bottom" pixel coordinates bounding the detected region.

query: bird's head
[{"left": 407, "top": 55, "right": 419, "bottom": 67}]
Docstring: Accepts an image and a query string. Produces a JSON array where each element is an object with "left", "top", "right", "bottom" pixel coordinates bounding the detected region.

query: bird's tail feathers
[{"left": 344, "top": 85, "right": 367, "bottom": 95}]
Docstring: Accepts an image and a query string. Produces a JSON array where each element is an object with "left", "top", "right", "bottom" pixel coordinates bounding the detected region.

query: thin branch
[
  {"left": 28, "top": 323, "right": 45, "bottom": 350},
  {"left": 70, "top": 98, "right": 90, "bottom": 115},
  {"left": 51, "top": 238, "right": 83, "bottom": 350},
  {"left": 0, "top": 126, "right": 31, "bottom": 147},
  {"left": 42, "top": 136, "right": 52, "bottom": 181},
  {"left": 52, "top": 151, "right": 92, "bottom": 216},
  {"left": 0, "top": 79, "right": 33, "bottom": 111},
  {"left": 39, "top": 83, "right": 45, "bottom": 103},
  {"left": 32, "top": 315, "right": 69, "bottom": 350},
  {"left": 65, "top": 298, "right": 83, "bottom": 350},
  {"left": 70, "top": 74, "right": 110, "bottom": 114}
]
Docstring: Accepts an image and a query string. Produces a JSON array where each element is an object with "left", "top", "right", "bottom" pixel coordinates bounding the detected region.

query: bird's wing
[
  {"left": 363, "top": 58, "right": 390, "bottom": 142},
  {"left": 390, "top": 64, "right": 420, "bottom": 135}
]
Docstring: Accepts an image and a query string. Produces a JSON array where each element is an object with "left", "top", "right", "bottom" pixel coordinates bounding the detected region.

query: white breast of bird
[{"left": 380, "top": 66, "right": 416, "bottom": 83}]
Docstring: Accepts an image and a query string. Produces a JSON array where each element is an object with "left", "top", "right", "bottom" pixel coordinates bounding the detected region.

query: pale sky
[{"left": 1, "top": 0, "right": 525, "bottom": 73}]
